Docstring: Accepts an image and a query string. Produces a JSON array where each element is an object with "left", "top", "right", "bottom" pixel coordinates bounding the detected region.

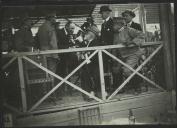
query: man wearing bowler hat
[
  {"left": 122, "top": 10, "right": 142, "bottom": 31},
  {"left": 99, "top": 5, "right": 114, "bottom": 93},
  {"left": 100, "top": 5, "right": 114, "bottom": 46}
]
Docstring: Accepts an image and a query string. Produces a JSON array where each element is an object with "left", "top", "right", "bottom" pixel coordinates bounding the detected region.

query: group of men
[
  {"left": 98, "top": 6, "right": 145, "bottom": 97},
  {"left": 13, "top": 5, "right": 145, "bottom": 101}
]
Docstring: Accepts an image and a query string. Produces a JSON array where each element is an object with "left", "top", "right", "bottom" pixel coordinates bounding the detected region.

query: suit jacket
[
  {"left": 100, "top": 17, "right": 114, "bottom": 46},
  {"left": 14, "top": 27, "right": 34, "bottom": 52},
  {"left": 57, "top": 28, "right": 70, "bottom": 49},
  {"left": 130, "top": 21, "right": 142, "bottom": 31},
  {"left": 38, "top": 21, "right": 58, "bottom": 58},
  {"left": 57, "top": 28, "right": 79, "bottom": 75}
]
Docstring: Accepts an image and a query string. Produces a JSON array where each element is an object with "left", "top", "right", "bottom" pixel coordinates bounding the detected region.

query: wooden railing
[{"left": 2, "top": 41, "right": 165, "bottom": 113}]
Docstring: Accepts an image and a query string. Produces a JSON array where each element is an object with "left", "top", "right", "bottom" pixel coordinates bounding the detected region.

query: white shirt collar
[
  {"left": 104, "top": 16, "right": 111, "bottom": 22},
  {"left": 127, "top": 21, "right": 133, "bottom": 26}
]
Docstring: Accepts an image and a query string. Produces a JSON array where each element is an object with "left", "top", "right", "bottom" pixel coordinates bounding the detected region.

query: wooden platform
[
  {"left": 27, "top": 86, "right": 161, "bottom": 113},
  {"left": 14, "top": 88, "right": 173, "bottom": 126}
]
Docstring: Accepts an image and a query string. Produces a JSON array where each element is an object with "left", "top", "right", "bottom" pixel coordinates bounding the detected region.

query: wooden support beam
[
  {"left": 18, "top": 57, "right": 27, "bottom": 112},
  {"left": 2, "top": 57, "right": 17, "bottom": 70},
  {"left": 159, "top": 3, "right": 174, "bottom": 90},
  {"left": 103, "top": 49, "right": 165, "bottom": 91},
  {"left": 168, "top": 4, "right": 176, "bottom": 90},
  {"left": 23, "top": 50, "right": 102, "bottom": 112},
  {"left": 107, "top": 45, "right": 164, "bottom": 100},
  {"left": 139, "top": 4, "right": 147, "bottom": 34},
  {"left": 98, "top": 50, "right": 106, "bottom": 100}
]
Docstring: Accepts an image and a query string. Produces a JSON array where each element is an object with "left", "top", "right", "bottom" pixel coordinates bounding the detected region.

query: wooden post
[
  {"left": 18, "top": 57, "right": 27, "bottom": 112},
  {"left": 159, "top": 3, "right": 174, "bottom": 90},
  {"left": 168, "top": 3, "right": 176, "bottom": 90},
  {"left": 139, "top": 4, "right": 147, "bottom": 34},
  {"left": 98, "top": 50, "right": 106, "bottom": 100}
]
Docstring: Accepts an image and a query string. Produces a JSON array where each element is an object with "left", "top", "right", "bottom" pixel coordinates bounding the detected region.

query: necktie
[{"left": 102, "top": 20, "right": 106, "bottom": 29}]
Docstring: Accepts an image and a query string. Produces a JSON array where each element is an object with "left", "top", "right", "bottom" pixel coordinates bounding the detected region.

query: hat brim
[
  {"left": 122, "top": 11, "right": 136, "bottom": 18},
  {"left": 99, "top": 9, "right": 112, "bottom": 14}
]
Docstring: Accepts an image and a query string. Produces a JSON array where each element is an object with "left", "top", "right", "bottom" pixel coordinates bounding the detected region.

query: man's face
[
  {"left": 123, "top": 13, "right": 133, "bottom": 23},
  {"left": 50, "top": 16, "right": 57, "bottom": 25},
  {"left": 101, "top": 11, "right": 110, "bottom": 20},
  {"left": 66, "top": 23, "right": 75, "bottom": 34},
  {"left": 113, "top": 23, "right": 124, "bottom": 32}
]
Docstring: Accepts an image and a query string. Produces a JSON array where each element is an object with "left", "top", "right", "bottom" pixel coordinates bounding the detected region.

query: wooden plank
[
  {"left": 18, "top": 57, "right": 27, "bottom": 112},
  {"left": 133, "top": 103, "right": 167, "bottom": 119},
  {"left": 16, "top": 109, "right": 79, "bottom": 126},
  {"left": 159, "top": 3, "right": 174, "bottom": 90},
  {"left": 2, "top": 42, "right": 162, "bottom": 57},
  {"left": 101, "top": 103, "right": 167, "bottom": 125},
  {"left": 100, "top": 91, "right": 170, "bottom": 114},
  {"left": 16, "top": 91, "right": 170, "bottom": 126},
  {"left": 107, "top": 45, "right": 164, "bottom": 100},
  {"left": 98, "top": 50, "right": 106, "bottom": 100}
]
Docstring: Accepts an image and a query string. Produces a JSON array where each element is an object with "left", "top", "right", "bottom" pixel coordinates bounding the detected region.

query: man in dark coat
[
  {"left": 99, "top": 5, "right": 114, "bottom": 93},
  {"left": 56, "top": 21, "right": 81, "bottom": 96},
  {"left": 122, "top": 10, "right": 142, "bottom": 31},
  {"left": 14, "top": 17, "right": 34, "bottom": 52},
  {"left": 100, "top": 6, "right": 114, "bottom": 46},
  {"left": 57, "top": 21, "right": 79, "bottom": 77}
]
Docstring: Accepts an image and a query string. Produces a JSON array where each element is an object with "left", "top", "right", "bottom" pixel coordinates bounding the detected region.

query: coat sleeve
[{"left": 128, "top": 28, "right": 145, "bottom": 46}]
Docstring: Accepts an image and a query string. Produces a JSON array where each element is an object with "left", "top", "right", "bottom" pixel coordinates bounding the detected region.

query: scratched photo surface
[{"left": 1, "top": 0, "right": 176, "bottom": 127}]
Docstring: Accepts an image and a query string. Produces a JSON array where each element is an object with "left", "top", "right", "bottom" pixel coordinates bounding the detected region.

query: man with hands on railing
[{"left": 112, "top": 17, "right": 145, "bottom": 94}]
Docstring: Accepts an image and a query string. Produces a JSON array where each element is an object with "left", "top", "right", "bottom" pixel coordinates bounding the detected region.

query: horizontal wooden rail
[{"left": 2, "top": 41, "right": 162, "bottom": 57}]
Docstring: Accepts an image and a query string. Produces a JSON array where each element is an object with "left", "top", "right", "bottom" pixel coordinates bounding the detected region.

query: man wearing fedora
[
  {"left": 122, "top": 10, "right": 142, "bottom": 31},
  {"left": 99, "top": 5, "right": 114, "bottom": 93}
]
